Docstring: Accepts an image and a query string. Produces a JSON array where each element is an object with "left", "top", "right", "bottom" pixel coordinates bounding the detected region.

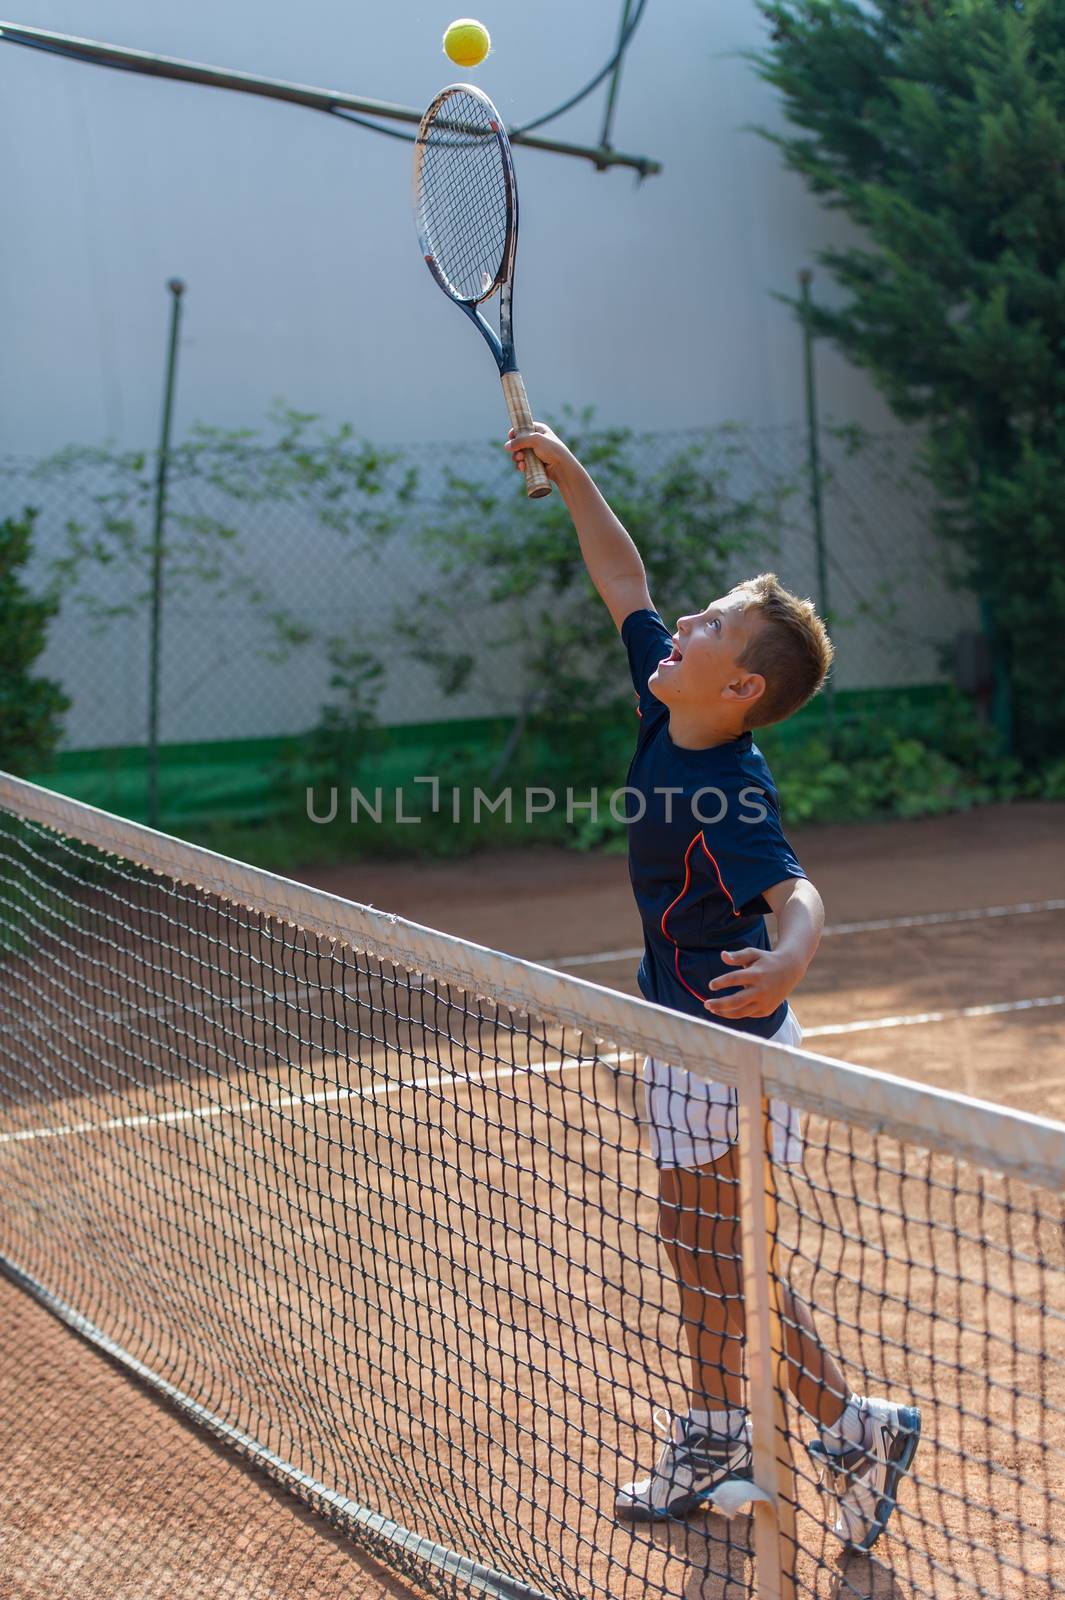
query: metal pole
[
  {"left": 597, "top": 0, "right": 634, "bottom": 159},
  {"left": 147, "top": 277, "right": 184, "bottom": 829},
  {"left": 0, "top": 23, "right": 661, "bottom": 177},
  {"left": 979, "top": 596, "right": 1014, "bottom": 750},
  {"left": 799, "top": 270, "right": 834, "bottom": 726}
]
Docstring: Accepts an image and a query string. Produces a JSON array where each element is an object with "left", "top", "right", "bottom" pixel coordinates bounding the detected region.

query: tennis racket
[{"left": 413, "top": 83, "right": 551, "bottom": 499}]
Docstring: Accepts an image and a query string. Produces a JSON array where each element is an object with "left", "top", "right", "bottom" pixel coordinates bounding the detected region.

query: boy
[{"left": 506, "top": 422, "right": 920, "bottom": 1551}]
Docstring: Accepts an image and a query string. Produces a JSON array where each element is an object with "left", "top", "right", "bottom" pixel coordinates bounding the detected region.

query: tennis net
[{"left": 0, "top": 773, "right": 1062, "bottom": 1600}]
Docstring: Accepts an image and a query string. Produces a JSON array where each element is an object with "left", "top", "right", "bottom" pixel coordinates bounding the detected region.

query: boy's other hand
[
  {"left": 704, "top": 947, "right": 802, "bottom": 1020},
  {"left": 505, "top": 422, "right": 574, "bottom": 484}
]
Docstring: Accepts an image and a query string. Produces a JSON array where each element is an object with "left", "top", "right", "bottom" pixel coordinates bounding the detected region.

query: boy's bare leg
[{"left": 658, "top": 1147, "right": 848, "bottom": 1427}]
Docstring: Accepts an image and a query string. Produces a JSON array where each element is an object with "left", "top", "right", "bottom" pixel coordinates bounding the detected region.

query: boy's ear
[{"left": 724, "top": 671, "right": 766, "bottom": 708}]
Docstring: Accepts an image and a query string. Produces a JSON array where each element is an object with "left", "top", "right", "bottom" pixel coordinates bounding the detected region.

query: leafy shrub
[
  {"left": 0, "top": 508, "right": 69, "bottom": 774},
  {"left": 760, "top": 690, "right": 1024, "bottom": 826}
]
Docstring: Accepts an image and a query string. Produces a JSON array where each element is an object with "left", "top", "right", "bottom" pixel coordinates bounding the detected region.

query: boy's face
[{"left": 648, "top": 592, "right": 766, "bottom": 719}]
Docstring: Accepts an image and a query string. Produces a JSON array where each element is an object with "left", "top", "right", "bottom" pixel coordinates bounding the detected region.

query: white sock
[
  {"left": 820, "top": 1395, "right": 866, "bottom": 1451},
  {"left": 686, "top": 1406, "right": 747, "bottom": 1439}
]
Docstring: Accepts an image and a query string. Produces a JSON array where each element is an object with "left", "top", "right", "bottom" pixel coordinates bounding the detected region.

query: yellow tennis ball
[{"left": 443, "top": 18, "right": 491, "bottom": 68}]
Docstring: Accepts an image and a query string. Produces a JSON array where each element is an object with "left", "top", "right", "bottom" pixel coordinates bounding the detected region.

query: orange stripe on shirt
[{"left": 659, "top": 833, "right": 740, "bottom": 1003}]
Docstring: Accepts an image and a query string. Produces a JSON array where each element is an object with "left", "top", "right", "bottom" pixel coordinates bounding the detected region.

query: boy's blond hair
[{"left": 731, "top": 573, "right": 834, "bottom": 730}]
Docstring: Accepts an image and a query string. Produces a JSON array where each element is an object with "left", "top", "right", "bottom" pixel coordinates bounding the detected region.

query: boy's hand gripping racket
[{"left": 414, "top": 83, "right": 551, "bottom": 499}]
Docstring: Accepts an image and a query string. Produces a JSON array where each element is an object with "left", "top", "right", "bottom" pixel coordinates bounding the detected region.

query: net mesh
[
  {"left": 774, "top": 1115, "right": 1065, "bottom": 1597},
  {"left": 416, "top": 88, "right": 511, "bottom": 303},
  {"left": 0, "top": 778, "right": 1063, "bottom": 1600}
]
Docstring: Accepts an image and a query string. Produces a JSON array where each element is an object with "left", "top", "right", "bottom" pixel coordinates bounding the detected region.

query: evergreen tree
[
  {"left": 755, "top": 0, "right": 1065, "bottom": 759},
  {"left": 0, "top": 509, "right": 70, "bottom": 774}
]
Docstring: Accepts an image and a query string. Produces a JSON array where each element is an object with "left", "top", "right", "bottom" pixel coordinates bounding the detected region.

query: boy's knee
[{"left": 659, "top": 1178, "right": 742, "bottom": 1277}]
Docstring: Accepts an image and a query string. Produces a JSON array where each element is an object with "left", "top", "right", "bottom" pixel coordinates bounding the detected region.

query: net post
[{"left": 736, "top": 1065, "right": 797, "bottom": 1600}]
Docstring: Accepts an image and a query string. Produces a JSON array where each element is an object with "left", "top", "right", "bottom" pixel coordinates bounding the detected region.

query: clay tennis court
[{"left": 1, "top": 801, "right": 1063, "bottom": 1600}]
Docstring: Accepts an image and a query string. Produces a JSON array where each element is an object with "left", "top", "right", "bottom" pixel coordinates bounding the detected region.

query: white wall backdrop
[
  {"left": 5, "top": 2, "right": 970, "bottom": 756},
  {"left": 0, "top": 0, "right": 901, "bottom": 454}
]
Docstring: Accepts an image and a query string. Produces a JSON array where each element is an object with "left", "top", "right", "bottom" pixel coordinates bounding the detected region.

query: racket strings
[{"left": 417, "top": 89, "right": 510, "bottom": 303}]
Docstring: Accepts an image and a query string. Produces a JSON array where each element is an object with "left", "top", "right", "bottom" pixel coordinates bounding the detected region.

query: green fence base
[
  {"left": 30, "top": 687, "right": 953, "bottom": 834},
  {"left": 34, "top": 718, "right": 519, "bottom": 829}
]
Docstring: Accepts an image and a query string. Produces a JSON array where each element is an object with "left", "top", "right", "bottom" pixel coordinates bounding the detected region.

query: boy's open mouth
[{"left": 661, "top": 641, "right": 683, "bottom": 666}]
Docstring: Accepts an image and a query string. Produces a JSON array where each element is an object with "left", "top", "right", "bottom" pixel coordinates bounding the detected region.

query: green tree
[
  {"left": 0, "top": 508, "right": 70, "bottom": 774},
  {"left": 755, "top": 0, "right": 1065, "bottom": 759}
]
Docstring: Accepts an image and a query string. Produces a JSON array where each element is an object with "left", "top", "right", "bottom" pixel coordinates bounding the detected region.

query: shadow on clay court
[
  {"left": 825, "top": 1549, "right": 909, "bottom": 1598},
  {"left": 636, "top": 1511, "right": 909, "bottom": 1600},
  {"left": 637, "top": 1509, "right": 754, "bottom": 1598}
]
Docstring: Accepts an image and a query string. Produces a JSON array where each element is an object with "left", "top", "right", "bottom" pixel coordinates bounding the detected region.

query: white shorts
[{"left": 642, "top": 1007, "right": 804, "bottom": 1170}]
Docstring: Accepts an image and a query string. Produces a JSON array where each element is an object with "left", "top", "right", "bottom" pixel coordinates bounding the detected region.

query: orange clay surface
[{"left": 1, "top": 803, "right": 1062, "bottom": 1600}]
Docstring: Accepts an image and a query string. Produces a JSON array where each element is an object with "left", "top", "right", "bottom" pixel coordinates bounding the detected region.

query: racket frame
[{"left": 414, "top": 83, "right": 551, "bottom": 498}]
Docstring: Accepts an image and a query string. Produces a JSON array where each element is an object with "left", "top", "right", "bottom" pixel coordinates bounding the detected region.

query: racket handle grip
[{"left": 500, "top": 371, "right": 552, "bottom": 499}]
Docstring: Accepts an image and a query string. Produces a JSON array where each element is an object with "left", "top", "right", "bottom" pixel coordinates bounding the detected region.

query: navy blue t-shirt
[{"left": 621, "top": 608, "right": 805, "bottom": 1040}]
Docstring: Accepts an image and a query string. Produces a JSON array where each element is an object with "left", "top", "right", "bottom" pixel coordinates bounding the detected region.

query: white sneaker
[
  {"left": 615, "top": 1408, "right": 753, "bottom": 1522},
  {"left": 808, "top": 1397, "right": 921, "bottom": 1550}
]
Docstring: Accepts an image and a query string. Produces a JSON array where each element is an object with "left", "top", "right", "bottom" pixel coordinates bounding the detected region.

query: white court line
[
  {"left": 7, "top": 989, "right": 1063, "bottom": 1145},
  {"left": 3, "top": 903, "right": 1059, "bottom": 1049},
  {"left": 540, "top": 898, "right": 1065, "bottom": 969},
  {"left": 0, "top": 1049, "right": 626, "bottom": 1148},
  {"left": 820, "top": 898, "right": 1065, "bottom": 938},
  {"left": 804, "top": 993, "right": 1065, "bottom": 1039},
  {"left": 4, "top": 991, "right": 1062, "bottom": 1148}
]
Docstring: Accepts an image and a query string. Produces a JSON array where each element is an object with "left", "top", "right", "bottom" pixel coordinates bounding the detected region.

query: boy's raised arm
[{"left": 506, "top": 423, "right": 653, "bottom": 631}]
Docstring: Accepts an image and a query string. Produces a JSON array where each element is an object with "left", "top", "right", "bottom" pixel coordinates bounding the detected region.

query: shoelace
[
  {"left": 811, "top": 1439, "right": 872, "bottom": 1514},
  {"left": 649, "top": 1405, "right": 677, "bottom": 1445},
  {"left": 649, "top": 1406, "right": 750, "bottom": 1450}
]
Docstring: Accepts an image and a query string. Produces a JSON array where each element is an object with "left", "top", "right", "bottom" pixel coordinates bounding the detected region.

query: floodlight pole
[
  {"left": 0, "top": 22, "right": 661, "bottom": 177},
  {"left": 799, "top": 270, "right": 834, "bottom": 727},
  {"left": 147, "top": 278, "right": 184, "bottom": 830},
  {"left": 597, "top": 0, "right": 634, "bottom": 160}
]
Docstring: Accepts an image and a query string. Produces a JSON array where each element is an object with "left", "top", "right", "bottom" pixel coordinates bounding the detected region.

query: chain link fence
[{"left": 2, "top": 424, "right": 975, "bottom": 757}]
